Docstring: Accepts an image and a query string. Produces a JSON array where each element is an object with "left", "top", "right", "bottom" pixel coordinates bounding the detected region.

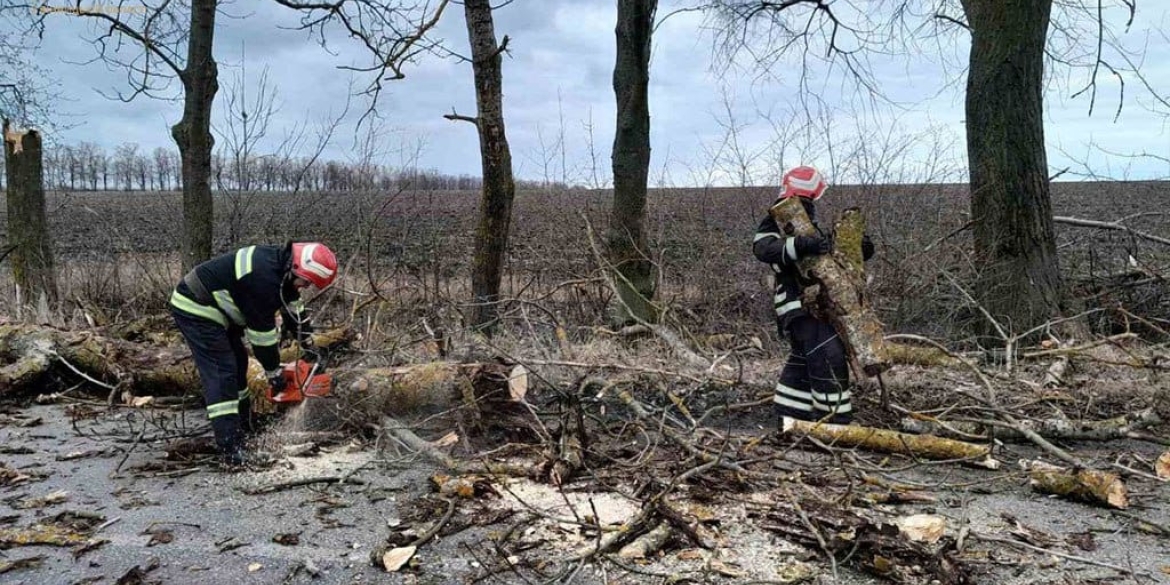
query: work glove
[
  {"left": 862, "top": 235, "right": 875, "bottom": 261},
  {"left": 793, "top": 234, "right": 832, "bottom": 258},
  {"left": 266, "top": 368, "right": 287, "bottom": 394}
]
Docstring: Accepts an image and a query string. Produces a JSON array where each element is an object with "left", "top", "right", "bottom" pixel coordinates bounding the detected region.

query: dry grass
[{"left": 0, "top": 182, "right": 1165, "bottom": 346}]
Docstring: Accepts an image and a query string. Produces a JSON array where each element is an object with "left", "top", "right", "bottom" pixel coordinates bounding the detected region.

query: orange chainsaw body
[{"left": 267, "top": 359, "right": 332, "bottom": 404}]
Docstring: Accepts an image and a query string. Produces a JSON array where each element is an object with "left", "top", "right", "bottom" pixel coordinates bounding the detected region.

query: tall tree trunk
[
  {"left": 3, "top": 120, "right": 57, "bottom": 303},
  {"left": 172, "top": 0, "right": 218, "bottom": 271},
  {"left": 962, "top": 0, "right": 1062, "bottom": 336},
  {"left": 463, "top": 0, "right": 516, "bottom": 335},
  {"left": 608, "top": 0, "right": 657, "bottom": 326}
]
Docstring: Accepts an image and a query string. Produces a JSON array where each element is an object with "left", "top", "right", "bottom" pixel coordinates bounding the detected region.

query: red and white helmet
[
  {"left": 780, "top": 166, "right": 828, "bottom": 201},
  {"left": 291, "top": 242, "right": 338, "bottom": 289}
]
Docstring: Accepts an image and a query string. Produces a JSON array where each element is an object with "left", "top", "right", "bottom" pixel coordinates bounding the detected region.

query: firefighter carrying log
[
  {"left": 169, "top": 242, "right": 338, "bottom": 465},
  {"left": 753, "top": 167, "right": 874, "bottom": 425}
]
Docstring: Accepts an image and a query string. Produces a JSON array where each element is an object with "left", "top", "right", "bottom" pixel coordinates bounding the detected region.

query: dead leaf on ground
[
  {"left": 15, "top": 490, "right": 68, "bottom": 509},
  {"left": 56, "top": 449, "right": 109, "bottom": 461},
  {"left": 48, "top": 510, "right": 105, "bottom": 532},
  {"left": 381, "top": 545, "right": 417, "bottom": 572},
  {"left": 0, "top": 523, "right": 93, "bottom": 549},
  {"left": 0, "top": 465, "right": 34, "bottom": 487},
  {"left": 273, "top": 532, "right": 300, "bottom": 546},
  {"left": 0, "top": 555, "right": 45, "bottom": 574},
  {"left": 114, "top": 558, "right": 160, "bottom": 585},
  {"left": 144, "top": 527, "right": 174, "bottom": 547},
  {"left": 72, "top": 538, "right": 110, "bottom": 559},
  {"left": 1156, "top": 451, "right": 1170, "bottom": 479}
]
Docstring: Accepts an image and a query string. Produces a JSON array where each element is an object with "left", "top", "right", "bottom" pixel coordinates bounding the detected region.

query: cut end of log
[{"left": 508, "top": 365, "right": 529, "bottom": 401}]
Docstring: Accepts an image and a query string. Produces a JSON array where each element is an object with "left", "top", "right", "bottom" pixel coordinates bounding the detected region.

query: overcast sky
[{"left": 19, "top": 0, "right": 1170, "bottom": 186}]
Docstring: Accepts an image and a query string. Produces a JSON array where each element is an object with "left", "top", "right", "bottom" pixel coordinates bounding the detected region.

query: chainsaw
[{"left": 266, "top": 357, "right": 333, "bottom": 404}]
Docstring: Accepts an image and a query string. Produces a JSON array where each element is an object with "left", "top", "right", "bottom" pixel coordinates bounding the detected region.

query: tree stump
[{"left": 3, "top": 120, "right": 57, "bottom": 305}]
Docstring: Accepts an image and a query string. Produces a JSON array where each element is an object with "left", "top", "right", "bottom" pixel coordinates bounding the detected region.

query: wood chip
[
  {"left": 1155, "top": 451, "right": 1170, "bottom": 479},
  {"left": 381, "top": 545, "right": 416, "bottom": 572},
  {"left": 895, "top": 514, "right": 946, "bottom": 543}
]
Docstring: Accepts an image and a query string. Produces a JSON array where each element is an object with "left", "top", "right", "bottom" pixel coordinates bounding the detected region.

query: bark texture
[
  {"left": 961, "top": 0, "right": 1062, "bottom": 336},
  {"left": 463, "top": 0, "right": 516, "bottom": 335},
  {"left": 1022, "top": 459, "right": 1128, "bottom": 509},
  {"left": 770, "top": 200, "right": 888, "bottom": 376},
  {"left": 3, "top": 121, "right": 57, "bottom": 303},
  {"left": 171, "top": 0, "right": 218, "bottom": 270},
  {"left": 900, "top": 409, "right": 1161, "bottom": 442},
  {"left": 607, "top": 0, "right": 658, "bottom": 325},
  {"left": 783, "top": 417, "right": 1000, "bottom": 469}
]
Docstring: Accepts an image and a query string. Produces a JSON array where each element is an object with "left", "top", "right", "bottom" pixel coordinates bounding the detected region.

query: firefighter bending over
[{"left": 170, "top": 242, "right": 338, "bottom": 465}]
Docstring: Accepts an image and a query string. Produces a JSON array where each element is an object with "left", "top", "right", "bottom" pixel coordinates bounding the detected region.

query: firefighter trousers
[
  {"left": 171, "top": 308, "right": 255, "bottom": 457},
  {"left": 774, "top": 314, "right": 852, "bottom": 424}
]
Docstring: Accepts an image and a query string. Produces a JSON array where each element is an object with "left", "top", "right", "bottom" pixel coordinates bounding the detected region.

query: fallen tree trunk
[
  {"left": 783, "top": 417, "right": 1000, "bottom": 469},
  {"left": 338, "top": 362, "right": 528, "bottom": 415},
  {"left": 899, "top": 409, "right": 1161, "bottom": 442},
  {"left": 770, "top": 200, "right": 888, "bottom": 377},
  {"left": 1021, "top": 459, "right": 1128, "bottom": 509},
  {"left": 0, "top": 323, "right": 353, "bottom": 399}
]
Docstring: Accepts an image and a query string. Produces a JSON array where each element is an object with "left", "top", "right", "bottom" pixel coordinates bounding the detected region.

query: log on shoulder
[{"left": 769, "top": 199, "right": 888, "bottom": 376}]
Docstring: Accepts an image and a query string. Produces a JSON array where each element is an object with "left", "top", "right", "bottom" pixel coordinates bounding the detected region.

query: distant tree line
[{"left": 18, "top": 141, "right": 569, "bottom": 193}]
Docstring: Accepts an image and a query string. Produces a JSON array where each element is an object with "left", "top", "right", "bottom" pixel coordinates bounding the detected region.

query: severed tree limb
[
  {"left": 771, "top": 200, "right": 888, "bottom": 377},
  {"left": 378, "top": 416, "right": 530, "bottom": 478},
  {"left": 583, "top": 216, "right": 710, "bottom": 369},
  {"left": 242, "top": 476, "right": 366, "bottom": 495},
  {"left": 899, "top": 408, "right": 1161, "bottom": 442},
  {"left": 782, "top": 417, "right": 1001, "bottom": 470},
  {"left": 616, "top": 521, "right": 671, "bottom": 559},
  {"left": 1021, "top": 459, "right": 1129, "bottom": 509},
  {"left": 973, "top": 532, "right": 1147, "bottom": 576},
  {"left": 1054, "top": 215, "right": 1170, "bottom": 247}
]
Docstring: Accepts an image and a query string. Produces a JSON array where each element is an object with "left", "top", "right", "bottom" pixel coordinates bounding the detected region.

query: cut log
[
  {"left": 340, "top": 362, "right": 527, "bottom": 415},
  {"left": 1021, "top": 459, "right": 1128, "bottom": 509},
  {"left": 782, "top": 417, "right": 1000, "bottom": 469},
  {"left": 770, "top": 200, "right": 887, "bottom": 376},
  {"left": 0, "top": 324, "right": 353, "bottom": 399},
  {"left": 900, "top": 409, "right": 1161, "bottom": 442}
]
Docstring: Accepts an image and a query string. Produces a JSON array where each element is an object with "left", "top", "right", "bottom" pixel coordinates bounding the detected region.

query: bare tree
[
  {"left": 608, "top": 0, "right": 658, "bottom": 325},
  {"left": 24, "top": 0, "right": 450, "bottom": 268},
  {"left": 444, "top": 0, "right": 516, "bottom": 335},
  {"left": 963, "top": 0, "right": 1061, "bottom": 333}
]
